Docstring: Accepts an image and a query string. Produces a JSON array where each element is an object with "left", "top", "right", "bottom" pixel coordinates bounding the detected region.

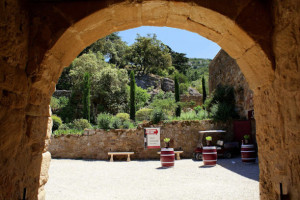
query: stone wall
[
  {"left": 49, "top": 121, "right": 231, "bottom": 160},
  {"left": 209, "top": 50, "right": 254, "bottom": 119}
]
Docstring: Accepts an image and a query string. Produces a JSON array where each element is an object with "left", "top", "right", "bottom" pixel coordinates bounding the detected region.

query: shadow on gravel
[
  {"left": 217, "top": 157, "right": 259, "bottom": 181},
  {"left": 199, "top": 165, "right": 215, "bottom": 168}
]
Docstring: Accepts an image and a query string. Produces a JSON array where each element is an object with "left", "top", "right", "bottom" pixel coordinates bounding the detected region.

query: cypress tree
[
  {"left": 175, "top": 74, "right": 181, "bottom": 117},
  {"left": 130, "top": 71, "right": 136, "bottom": 121},
  {"left": 202, "top": 76, "right": 207, "bottom": 104},
  {"left": 83, "top": 72, "right": 91, "bottom": 122}
]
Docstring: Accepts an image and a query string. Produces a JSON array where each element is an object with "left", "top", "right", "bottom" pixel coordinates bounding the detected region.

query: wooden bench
[
  {"left": 108, "top": 152, "right": 134, "bottom": 162},
  {"left": 157, "top": 151, "right": 184, "bottom": 160}
]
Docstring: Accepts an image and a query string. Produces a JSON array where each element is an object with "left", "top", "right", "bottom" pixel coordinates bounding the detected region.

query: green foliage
[
  {"left": 116, "top": 113, "right": 130, "bottom": 122},
  {"left": 168, "top": 46, "right": 189, "bottom": 74},
  {"left": 174, "top": 74, "right": 181, "bottom": 117},
  {"left": 58, "top": 123, "right": 69, "bottom": 130},
  {"left": 152, "top": 91, "right": 174, "bottom": 100},
  {"left": 136, "top": 108, "right": 153, "bottom": 121},
  {"left": 150, "top": 109, "right": 166, "bottom": 124},
  {"left": 206, "top": 136, "right": 212, "bottom": 141},
  {"left": 130, "top": 71, "right": 136, "bottom": 121},
  {"left": 244, "top": 134, "right": 250, "bottom": 139},
  {"left": 194, "top": 105, "right": 202, "bottom": 114},
  {"left": 50, "top": 96, "right": 69, "bottom": 113},
  {"left": 202, "top": 76, "right": 207, "bottom": 103},
  {"left": 197, "top": 109, "right": 209, "bottom": 120},
  {"left": 82, "top": 72, "right": 91, "bottom": 121},
  {"left": 110, "top": 117, "right": 122, "bottom": 129},
  {"left": 149, "top": 98, "right": 177, "bottom": 116},
  {"left": 135, "top": 85, "right": 150, "bottom": 111},
  {"left": 122, "top": 120, "right": 135, "bottom": 129},
  {"left": 210, "top": 102, "right": 234, "bottom": 122},
  {"left": 51, "top": 115, "right": 62, "bottom": 132},
  {"left": 97, "top": 113, "right": 113, "bottom": 130},
  {"left": 96, "top": 66, "right": 129, "bottom": 114},
  {"left": 179, "top": 83, "right": 189, "bottom": 95},
  {"left": 72, "top": 119, "right": 92, "bottom": 130},
  {"left": 126, "top": 34, "right": 172, "bottom": 75},
  {"left": 171, "top": 72, "right": 188, "bottom": 84},
  {"left": 52, "top": 129, "right": 83, "bottom": 136}
]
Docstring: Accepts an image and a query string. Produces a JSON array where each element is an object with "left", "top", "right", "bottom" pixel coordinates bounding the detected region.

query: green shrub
[
  {"left": 53, "top": 129, "right": 83, "bottom": 136},
  {"left": 151, "top": 109, "right": 166, "bottom": 124},
  {"left": 58, "top": 123, "right": 69, "bottom": 130},
  {"left": 210, "top": 102, "right": 233, "bottom": 122},
  {"left": 197, "top": 109, "right": 209, "bottom": 120},
  {"left": 136, "top": 108, "right": 153, "bottom": 121},
  {"left": 130, "top": 71, "right": 136, "bottom": 121},
  {"left": 149, "top": 98, "right": 177, "bottom": 116},
  {"left": 122, "top": 120, "right": 135, "bottom": 129},
  {"left": 194, "top": 105, "right": 202, "bottom": 114},
  {"left": 179, "top": 83, "right": 189, "bottom": 95},
  {"left": 116, "top": 113, "right": 130, "bottom": 122},
  {"left": 97, "top": 113, "right": 113, "bottom": 130},
  {"left": 110, "top": 117, "right": 122, "bottom": 129},
  {"left": 72, "top": 119, "right": 92, "bottom": 130},
  {"left": 178, "top": 111, "right": 198, "bottom": 120},
  {"left": 51, "top": 115, "right": 62, "bottom": 132}
]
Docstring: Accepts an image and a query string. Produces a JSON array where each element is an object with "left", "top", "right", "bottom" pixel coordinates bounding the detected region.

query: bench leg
[
  {"left": 176, "top": 153, "right": 180, "bottom": 160},
  {"left": 127, "top": 154, "right": 131, "bottom": 162},
  {"left": 110, "top": 154, "right": 114, "bottom": 162}
]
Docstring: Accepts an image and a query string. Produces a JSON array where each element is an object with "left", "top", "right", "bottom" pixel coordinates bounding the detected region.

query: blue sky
[{"left": 118, "top": 26, "right": 220, "bottom": 59}]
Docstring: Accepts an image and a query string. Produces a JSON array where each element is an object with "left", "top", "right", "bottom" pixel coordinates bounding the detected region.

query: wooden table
[{"left": 108, "top": 152, "right": 134, "bottom": 162}]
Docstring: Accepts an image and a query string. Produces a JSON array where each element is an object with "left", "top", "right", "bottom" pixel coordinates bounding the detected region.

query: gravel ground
[{"left": 45, "top": 158, "right": 259, "bottom": 200}]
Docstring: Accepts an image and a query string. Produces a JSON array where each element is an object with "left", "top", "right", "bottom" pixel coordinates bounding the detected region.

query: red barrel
[
  {"left": 160, "top": 148, "right": 175, "bottom": 167},
  {"left": 202, "top": 146, "right": 217, "bottom": 166},
  {"left": 241, "top": 144, "right": 256, "bottom": 163}
]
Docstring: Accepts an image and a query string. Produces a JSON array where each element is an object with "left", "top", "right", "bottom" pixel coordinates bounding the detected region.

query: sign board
[{"left": 144, "top": 128, "right": 160, "bottom": 149}]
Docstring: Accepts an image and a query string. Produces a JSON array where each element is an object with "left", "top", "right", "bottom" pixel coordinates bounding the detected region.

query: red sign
[
  {"left": 144, "top": 128, "right": 160, "bottom": 149},
  {"left": 145, "top": 129, "right": 159, "bottom": 135}
]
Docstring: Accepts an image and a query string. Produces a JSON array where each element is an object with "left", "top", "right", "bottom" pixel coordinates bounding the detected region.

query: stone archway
[{"left": 0, "top": 0, "right": 299, "bottom": 199}]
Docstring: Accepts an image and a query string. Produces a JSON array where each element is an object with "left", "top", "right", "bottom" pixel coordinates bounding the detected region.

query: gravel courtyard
[{"left": 45, "top": 158, "right": 259, "bottom": 200}]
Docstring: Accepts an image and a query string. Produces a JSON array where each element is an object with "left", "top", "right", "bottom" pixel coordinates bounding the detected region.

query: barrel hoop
[
  {"left": 203, "top": 147, "right": 216, "bottom": 150},
  {"left": 203, "top": 160, "right": 217, "bottom": 162},
  {"left": 202, "top": 152, "right": 217, "bottom": 154},
  {"left": 161, "top": 154, "right": 175, "bottom": 156},
  {"left": 241, "top": 151, "right": 256, "bottom": 153},
  {"left": 242, "top": 158, "right": 256, "bottom": 160},
  {"left": 241, "top": 145, "right": 254, "bottom": 148},
  {"left": 161, "top": 162, "right": 175, "bottom": 163}
]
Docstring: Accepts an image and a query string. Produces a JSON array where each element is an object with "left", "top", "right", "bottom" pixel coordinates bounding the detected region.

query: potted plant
[
  {"left": 164, "top": 137, "right": 170, "bottom": 148},
  {"left": 205, "top": 136, "right": 212, "bottom": 146},
  {"left": 243, "top": 134, "right": 250, "bottom": 144},
  {"left": 160, "top": 138, "right": 175, "bottom": 167}
]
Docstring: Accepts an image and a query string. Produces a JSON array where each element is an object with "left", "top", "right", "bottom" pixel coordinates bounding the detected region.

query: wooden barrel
[
  {"left": 202, "top": 146, "right": 217, "bottom": 166},
  {"left": 160, "top": 148, "right": 175, "bottom": 167},
  {"left": 241, "top": 144, "right": 256, "bottom": 163}
]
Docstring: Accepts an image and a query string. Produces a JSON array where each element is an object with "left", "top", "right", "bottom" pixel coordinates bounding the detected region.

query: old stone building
[
  {"left": 209, "top": 49, "right": 254, "bottom": 119},
  {"left": 0, "top": 0, "right": 299, "bottom": 199}
]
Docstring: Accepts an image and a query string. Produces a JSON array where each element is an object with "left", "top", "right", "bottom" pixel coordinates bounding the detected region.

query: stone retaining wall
[{"left": 49, "top": 120, "right": 231, "bottom": 160}]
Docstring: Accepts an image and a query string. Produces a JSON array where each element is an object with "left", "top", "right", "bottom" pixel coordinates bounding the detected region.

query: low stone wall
[{"left": 49, "top": 120, "right": 231, "bottom": 160}]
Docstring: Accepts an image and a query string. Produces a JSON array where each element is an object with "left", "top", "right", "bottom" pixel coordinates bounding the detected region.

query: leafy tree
[
  {"left": 202, "top": 76, "right": 207, "bottom": 104},
  {"left": 130, "top": 71, "right": 136, "bottom": 121},
  {"left": 167, "top": 46, "right": 189, "bottom": 74},
  {"left": 79, "top": 33, "right": 129, "bottom": 68},
  {"left": 95, "top": 66, "right": 129, "bottom": 114},
  {"left": 135, "top": 85, "right": 150, "bottom": 111},
  {"left": 126, "top": 34, "right": 172, "bottom": 75},
  {"left": 82, "top": 72, "right": 91, "bottom": 122},
  {"left": 175, "top": 74, "right": 181, "bottom": 117}
]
